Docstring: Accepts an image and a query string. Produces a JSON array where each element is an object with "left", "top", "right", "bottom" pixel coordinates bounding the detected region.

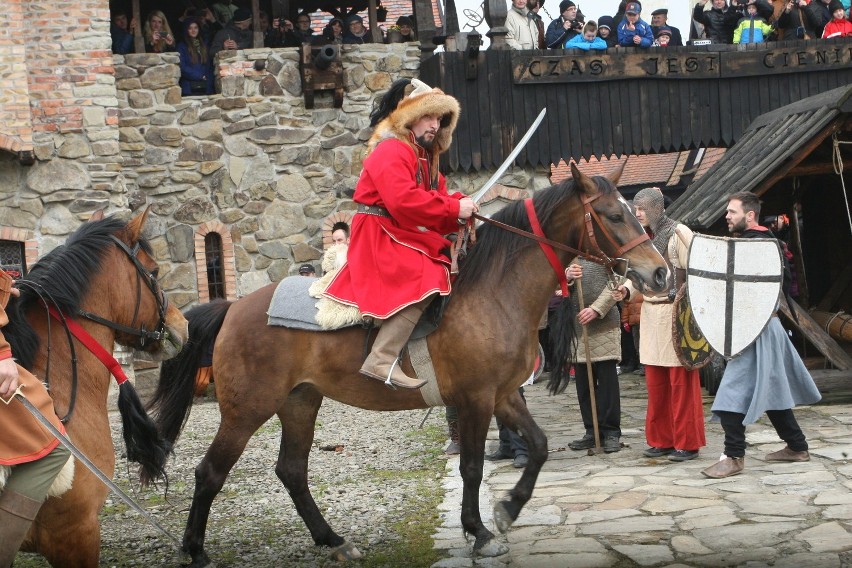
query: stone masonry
[{"left": 0, "top": 14, "right": 551, "bottom": 311}]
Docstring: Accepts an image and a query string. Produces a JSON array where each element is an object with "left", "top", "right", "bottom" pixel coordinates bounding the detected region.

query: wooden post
[
  {"left": 576, "top": 279, "right": 603, "bottom": 454},
  {"left": 484, "top": 0, "right": 508, "bottom": 50},
  {"left": 789, "top": 201, "right": 810, "bottom": 307},
  {"left": 132, "top": 0, "right": 144, "bottom": 54},
  {"left": 252, "top": 0, "right": 263, "bottom": 48},
  {"left": 414, "top": 0, "right": 437, "bottom": 59},
  {"left": 368, "top": 0, "right": 382, "bottom": 43}
]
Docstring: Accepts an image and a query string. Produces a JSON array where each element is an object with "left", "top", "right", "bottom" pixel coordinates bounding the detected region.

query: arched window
[
  {"left": 194, "top": 221, "right": 237, "bottom": 303},
  {"left": 204, "top": 232, "right": 226, "bottom": 300}
]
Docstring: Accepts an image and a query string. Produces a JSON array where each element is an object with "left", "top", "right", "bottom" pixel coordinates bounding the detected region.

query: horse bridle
[
  {"left": 77, "top": 235, "right": 170, "bottom": 350},
  {"left": 471, "top": 194, "right": 650, "bottom": 292}
]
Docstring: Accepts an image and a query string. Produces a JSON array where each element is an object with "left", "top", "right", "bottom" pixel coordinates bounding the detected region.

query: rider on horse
[
  {"left": 324, "top": 79, "right": 478, "bottom": 389},
  {"left": 0, "top": 270, "right": 71, "bottom": 567}
]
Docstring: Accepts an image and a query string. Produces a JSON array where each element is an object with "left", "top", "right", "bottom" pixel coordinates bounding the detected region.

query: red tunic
[{"left": 324, "top": 136, "right": 464, "bottom": 319}]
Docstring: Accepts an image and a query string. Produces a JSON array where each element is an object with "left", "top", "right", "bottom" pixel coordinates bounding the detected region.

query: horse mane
[
  {"left": 454, "top": 176, "right": 615, "bottom": 295},
  {"left": 5, "top": 216, "right": 148, "bottom": 369},
  {"left": 452, "top": 175, "right": 618, "bottom": 396}
]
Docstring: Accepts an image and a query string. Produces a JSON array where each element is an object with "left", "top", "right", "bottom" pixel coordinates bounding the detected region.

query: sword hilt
[{"left": 0, "top": 383, "right": 23, "bottom": 405}]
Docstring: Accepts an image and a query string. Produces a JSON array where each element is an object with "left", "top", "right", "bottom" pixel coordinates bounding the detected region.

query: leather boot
[
  {"left": 0, "top": 490, "right": 43, "bottom": 568},
  {"left": 765, "top": 446, "right": 810, "bottom": 462},
  {"left": 360, "top": 302, "right": 426, "bottom": 389},
  {"left": 443, "top": 420, "right": 460, "bottom": 455},
  {"left": 701, "top": 456, "right": 744, "bottom": 479}
]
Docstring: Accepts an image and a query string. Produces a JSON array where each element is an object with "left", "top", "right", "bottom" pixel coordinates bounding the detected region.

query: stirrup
[{"left": 384, "top": 359, "right": 399, "bottom": 389}]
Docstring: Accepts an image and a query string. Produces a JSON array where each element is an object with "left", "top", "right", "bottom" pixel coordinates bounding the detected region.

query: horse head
[
  {"left": 570, "top": 163, "right": 670, "bottom": 295},
  {"left": 106, "top": 208, "right": 188, "bottom": 360}
]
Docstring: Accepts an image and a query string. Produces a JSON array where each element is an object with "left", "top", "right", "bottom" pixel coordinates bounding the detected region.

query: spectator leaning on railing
[
  {"left": 617, "top": 2, "right": 654, "bottom": 48},
  {"left": 822, "top": 0, "right": 852, "bottom": 36},
  {"left": 693, "top": 0, "right": 742, "bottom": 43}
]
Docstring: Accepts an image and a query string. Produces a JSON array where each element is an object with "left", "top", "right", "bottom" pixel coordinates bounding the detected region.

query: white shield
[{"left": 686, "top": 234, "right": 783, "bottom": 359}]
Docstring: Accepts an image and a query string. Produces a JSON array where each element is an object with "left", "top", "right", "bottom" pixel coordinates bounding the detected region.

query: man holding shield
[{"left": 701, "top": 192, "right": 821, "bottom": 479}]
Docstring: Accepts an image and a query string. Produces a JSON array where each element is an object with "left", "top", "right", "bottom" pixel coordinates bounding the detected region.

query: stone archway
[{"left": 194, "top": 220, "right": 238, "bottom": 302}]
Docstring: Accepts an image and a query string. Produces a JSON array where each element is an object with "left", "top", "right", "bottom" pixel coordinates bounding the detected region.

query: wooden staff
[{"left": 576, "top": 278, "right": 602, "bottom": 455}]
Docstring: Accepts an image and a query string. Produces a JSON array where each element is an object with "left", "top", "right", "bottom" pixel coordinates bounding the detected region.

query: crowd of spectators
[
  {"left": 110, "top": 2, "right": 418, "bottom": 96},
  {"left": 505, "top": 0, "right": 852, "bottom": 51}
]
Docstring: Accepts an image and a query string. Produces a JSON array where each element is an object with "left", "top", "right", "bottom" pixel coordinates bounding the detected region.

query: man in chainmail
[{"left": 612, "top": 188, "right": 706, "bottom": 462}]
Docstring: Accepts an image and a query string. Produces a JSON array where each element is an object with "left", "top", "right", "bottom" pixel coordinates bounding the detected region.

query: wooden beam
[
  {"left": 368, "top": 0, "right": 382, "bottom": 43},
  {"left": 132, "top": 0, "right": 144, "bottom": 54},
  {"left": 810, "top": 369, "right": 852, "bottom": 398},
  {"left": 753, "top": 119, "right": 842, "bottom": 196},
  {"left": 789, "top": 202, "right": 810, "bottom": 307},
  {"left": 252, "top": 0, "right": 263, "bottom": 48},
  {"left": 816, "top": 263, "right": 852, "bottom": 312},
  {"left": 785, "top": 161, "right": 845, "bottom": 177},
  {"left": 778, "top": 296, "right": 852, "bottom": 371}
]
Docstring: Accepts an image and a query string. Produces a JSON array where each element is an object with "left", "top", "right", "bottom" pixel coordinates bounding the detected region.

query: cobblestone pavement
[{"left": 433, "top": 372, "right": 852, "bottom": 567}]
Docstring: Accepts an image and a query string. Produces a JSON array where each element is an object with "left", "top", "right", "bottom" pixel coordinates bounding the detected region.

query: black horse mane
[
  {"left": 453, "top": 175, "right": 618, "bottom": 396},
  {"left": 5, "top": 216, "right": 147, "bottom": 369}
]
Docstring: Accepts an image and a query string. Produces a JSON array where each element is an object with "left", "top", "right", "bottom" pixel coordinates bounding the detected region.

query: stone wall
[{"left": 0, "top": 38, "right": 551, "bottom": 311}]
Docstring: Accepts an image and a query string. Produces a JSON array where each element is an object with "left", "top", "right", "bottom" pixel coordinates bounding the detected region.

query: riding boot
[
  {"left": 360, "top": 302, "right": 427, "bottom": 389},
  {"left": 444, "top": 419, "right": 460, "bottom": 455},
  {"left": 0, "top": 490, "right": 42, "bottom": 568}
]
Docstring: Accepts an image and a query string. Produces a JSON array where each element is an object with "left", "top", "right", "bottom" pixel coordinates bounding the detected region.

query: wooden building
[{"left": 667, "top": 85, "right": 852, "bottom": 391}]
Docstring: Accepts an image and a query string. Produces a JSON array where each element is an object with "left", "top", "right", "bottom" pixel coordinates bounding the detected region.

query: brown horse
[
  {"left": 147, "top": 164, "right": 669, "bottom": 566},
  {"left": 4, "top": 210, "right": 188, "bottom": 567}
]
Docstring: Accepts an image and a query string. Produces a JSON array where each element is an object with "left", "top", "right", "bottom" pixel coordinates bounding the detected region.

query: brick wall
[
  {"left": 23, "top": 0, "right": 115, "bottom": 136},
  {"left": 0, "top": 0, "right": 34, "bottom": 155}
]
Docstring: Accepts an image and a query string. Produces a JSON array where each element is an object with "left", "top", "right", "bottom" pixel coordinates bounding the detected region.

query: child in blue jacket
[
  {"left": 565, "top": 21, "right": 608, "bottom": 50},
  {"left": 617, "top": 1, "right": 654, "bottom": 48}
]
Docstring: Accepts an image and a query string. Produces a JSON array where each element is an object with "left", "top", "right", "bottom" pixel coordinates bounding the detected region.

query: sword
[
  {"left": 1, "top": 385, "right": 181, "bottom": 549},
  {"left": 471, "top": 108, "right": 547, "bottom": 204}
]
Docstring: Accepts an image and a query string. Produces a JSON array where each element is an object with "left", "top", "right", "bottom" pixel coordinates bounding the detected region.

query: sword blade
[
  {"left": 471, "top": 108, "right": 547, "bottom": 205},
  {"left": 8, "top": 391, "right": 181, "bottom": 548}
]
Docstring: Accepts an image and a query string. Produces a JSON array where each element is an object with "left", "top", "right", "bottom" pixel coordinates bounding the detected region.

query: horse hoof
[
  {"left": 328, "top": 542, "right": 363, "bottom": 561},
  {"left": 493, "top": 501, "right": 514, "bottom": 534},
  {"left": 476, "top": 539, "right": 509, "bottom": 557}
]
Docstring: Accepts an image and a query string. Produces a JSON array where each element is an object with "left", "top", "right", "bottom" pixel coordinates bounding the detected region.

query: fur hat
[{"left": 368, "top": 79, "right": 460, "bottom": 160}]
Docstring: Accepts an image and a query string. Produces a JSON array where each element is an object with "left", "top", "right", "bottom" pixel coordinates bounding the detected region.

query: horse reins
[
  {"left": 16, "top": 235, "right": 170, "bottom": 424},
  {"left": 471, "top": 194, "right": 650, "bottom": 294}
]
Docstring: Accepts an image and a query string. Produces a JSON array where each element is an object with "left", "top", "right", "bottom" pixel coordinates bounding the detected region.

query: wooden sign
[
  {"left": 512, "top": 44, "right": 852, "bottom": 84},
  {"left": 513, "top": 52, "right": 722, "bottom": 83},
  {"left": 722, "top": 44, "right": 852, "bottom": 77}
]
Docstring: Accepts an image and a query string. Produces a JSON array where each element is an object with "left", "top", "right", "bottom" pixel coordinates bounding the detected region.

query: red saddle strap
[
  {"left": 48, "top": 307, "right": 129, "bottom": 385},
  {"left": 525, "top": 198, "right": 570, "bottom": 297}
]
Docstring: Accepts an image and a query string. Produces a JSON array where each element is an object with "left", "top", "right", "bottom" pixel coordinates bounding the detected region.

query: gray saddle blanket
[
  {"left": 267, "top": 276, "right": 350, "bottom": 331},
  {"left": 267, "top": 276, "right": 445, "bottom": 339}
]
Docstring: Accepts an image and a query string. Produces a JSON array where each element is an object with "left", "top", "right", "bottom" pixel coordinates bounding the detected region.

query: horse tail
[
  {"left": 546, "top": 297, "right": 579, "bottom": 395},
  {"left": 118, "top": 381, "right": 173, "bottom": 488},
  {"left": 147, "top": 299, "right": 232, "bottom": 450}
]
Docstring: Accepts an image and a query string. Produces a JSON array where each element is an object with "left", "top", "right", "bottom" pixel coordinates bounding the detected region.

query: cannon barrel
[{"left": 314, "top": 45, "right": 338, "bottom": 71}]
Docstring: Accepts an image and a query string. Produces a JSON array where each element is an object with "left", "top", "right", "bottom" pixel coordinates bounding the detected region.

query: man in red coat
[{"left": 325, "top": 79, "right": 477, "bottom": 389}]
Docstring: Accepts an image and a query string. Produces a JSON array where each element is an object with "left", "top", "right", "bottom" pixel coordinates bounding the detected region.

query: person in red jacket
[
  {"left": 324, "top": 79, "right": 477, "bottom": 389},
  {"left": 822, "top": 0, "right": 852, "bottom": 36}
]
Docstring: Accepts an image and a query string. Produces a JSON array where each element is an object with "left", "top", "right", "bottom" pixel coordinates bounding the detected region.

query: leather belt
[{"left": 356, "top": 203, "right": 392, "bottom": 218}]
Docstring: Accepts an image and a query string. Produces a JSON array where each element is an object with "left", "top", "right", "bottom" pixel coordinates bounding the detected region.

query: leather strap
[
  {"left": 48, "top": 307, "right": 129, "bottom": 385},
  {"left": 524, "top": 199, "right": 570, "bottom": 297}
]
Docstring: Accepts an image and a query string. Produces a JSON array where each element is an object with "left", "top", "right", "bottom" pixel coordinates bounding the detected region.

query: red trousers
[{"left": 644, "top": 365, "right": 706, "bottom": 451}]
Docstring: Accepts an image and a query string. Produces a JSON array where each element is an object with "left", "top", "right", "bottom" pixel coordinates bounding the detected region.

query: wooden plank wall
[{"left": 420, "top": 40, "right": 852, "bottom": 172}]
